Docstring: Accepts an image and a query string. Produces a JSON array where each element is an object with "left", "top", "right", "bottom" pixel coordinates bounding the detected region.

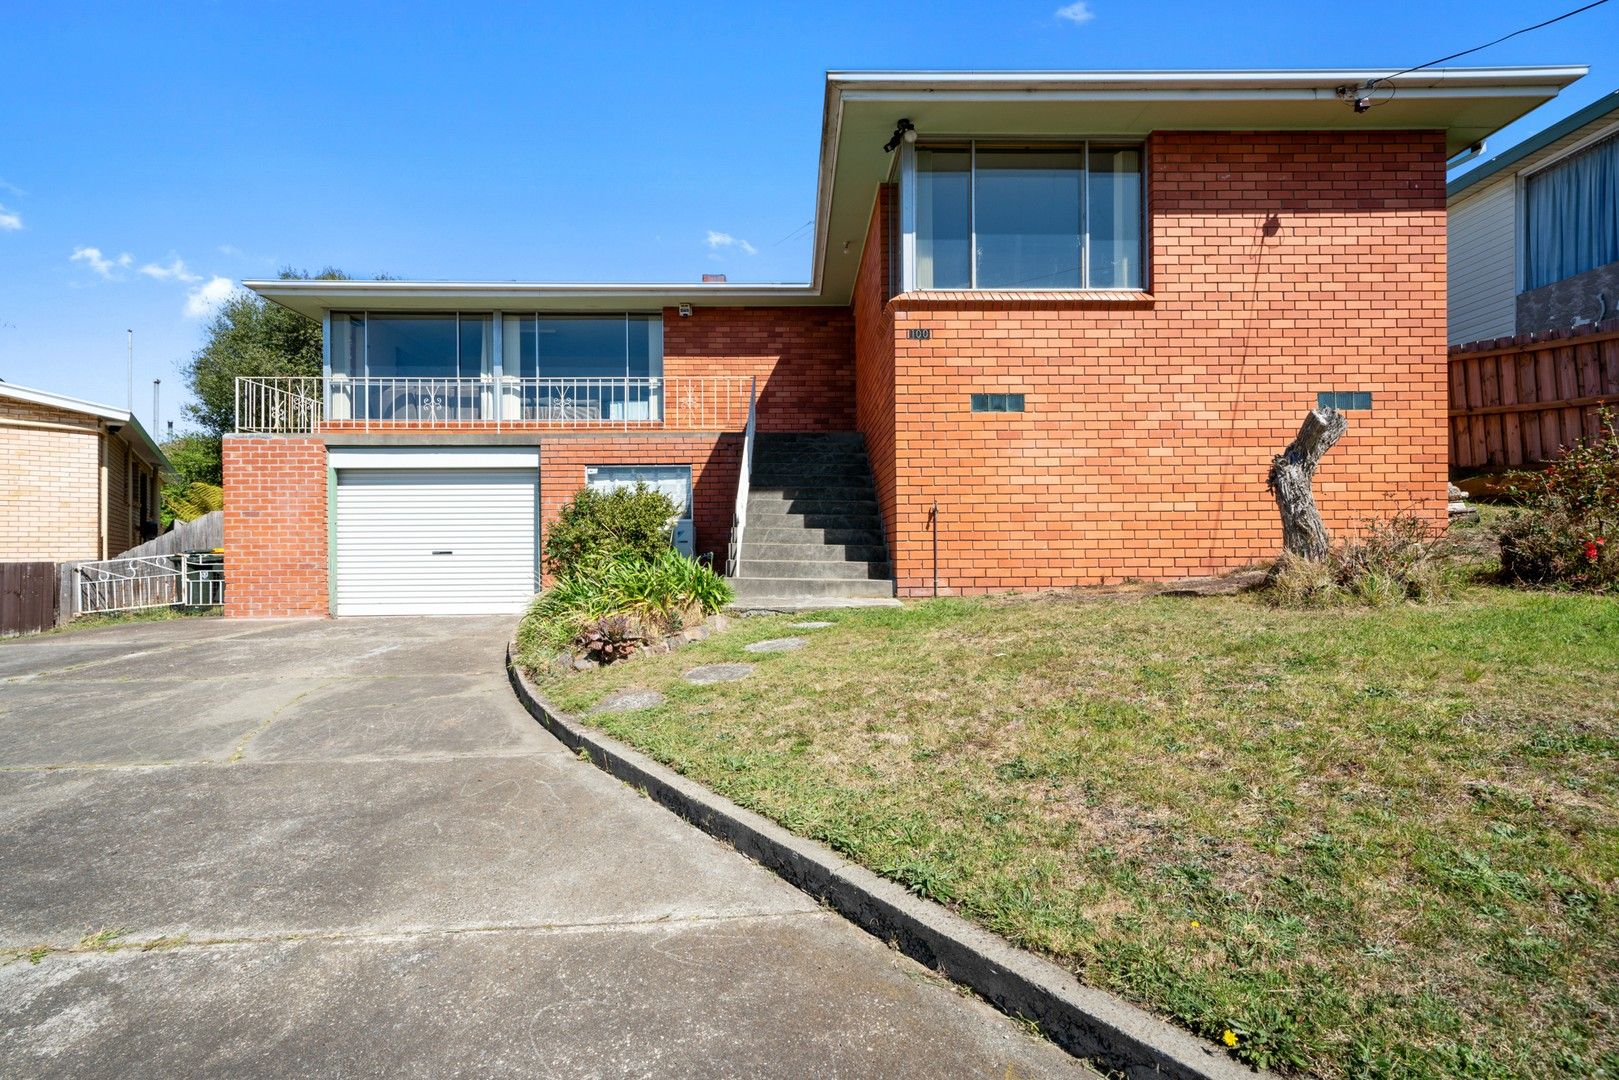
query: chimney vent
[{"left": 702, "top": 273, "right": 727, "bottom": 283}]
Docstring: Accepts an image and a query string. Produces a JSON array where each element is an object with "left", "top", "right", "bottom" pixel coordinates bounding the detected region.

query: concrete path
[{"left": 0, "top": 617, "right": 1093, "bottom": 1078}]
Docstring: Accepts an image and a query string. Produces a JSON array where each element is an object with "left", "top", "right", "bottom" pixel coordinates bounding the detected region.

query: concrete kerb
[{"left": 506, "top": 644, "right": 1270, "bottom": 1080}]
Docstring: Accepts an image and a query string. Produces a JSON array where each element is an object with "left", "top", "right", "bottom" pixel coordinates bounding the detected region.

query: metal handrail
[
  {"left": 727, "top": 376, "right": 758, "bottom": 576},
  {"left": 234, "top": 375, "right": 755, "bottom": 434}
]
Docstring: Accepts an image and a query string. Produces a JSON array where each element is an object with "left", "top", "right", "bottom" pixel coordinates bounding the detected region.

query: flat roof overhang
[{"left": 248, "top": 65, "right": 1585, "bottom": 319}]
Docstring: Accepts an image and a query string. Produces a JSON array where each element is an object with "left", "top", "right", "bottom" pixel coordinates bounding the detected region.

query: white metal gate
[{"left": 74, "top": 554, "right": 225, "bottom": 615}]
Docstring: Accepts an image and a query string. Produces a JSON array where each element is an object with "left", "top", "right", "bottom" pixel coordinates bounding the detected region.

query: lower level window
[
  {"left": 971, "top": 393, "right": 1025, "bottom": 413},
  {"left": 585, "top": 465, "right": 692, "bottom": 518},
  {"left": 1318, "top": 391, "right": 1372, "bottom": 411}
]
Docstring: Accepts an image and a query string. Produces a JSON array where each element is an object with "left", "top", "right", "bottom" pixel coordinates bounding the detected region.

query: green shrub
[
  {"left": 518, "top": 548, "right": 734, "bottom": 665},
  {"left": 543, "top": 484, "right": 678, "bottom": 577},
  {"left": 1499, "top": 409, "right": 1619, "bottom": 592},
  {"left": 1266, "top": 513, "right": 1452, "bottom": 607}
]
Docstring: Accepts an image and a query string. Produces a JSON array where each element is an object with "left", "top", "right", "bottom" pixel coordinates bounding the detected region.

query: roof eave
[
  {"left": 0, "top": 383, "right": 174, "bottom": 476},
  {"left": 1448, "top": 88, "right": 1619, "bottom": 199}
]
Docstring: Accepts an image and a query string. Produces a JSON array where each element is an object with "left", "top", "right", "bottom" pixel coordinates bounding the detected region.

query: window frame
[
  {"left": 899, "top": 137, "right": 1148, "bottom": 293},
  {"left": 1514, "top": 117, "right": 1619, "bottom": 294},
  {"left": 325, "top": 311, "right": 493, "bottom": 381},
  {"left": 584, "top": 464, "right": 694, "bottom": 520}
]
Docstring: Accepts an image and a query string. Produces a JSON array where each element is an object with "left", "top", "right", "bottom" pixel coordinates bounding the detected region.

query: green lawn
[{"left": 521, "top": 586, "right": 1619, "bottom": 1079}]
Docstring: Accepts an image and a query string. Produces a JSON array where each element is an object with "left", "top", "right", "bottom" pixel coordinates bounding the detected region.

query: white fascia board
[
  {"left": 0, "top": 381, "right": 131, "bottom": 424},
  {"left": 0, "top": 382, "right": 174, "bottom": 476},
  {"left": 825, "top": 67, "right": 1588, "bottom": 93},
  {"left": 329, "top": 446, "right": 540, "bottom": 470},
  {"left": 243, "top": 280, "right": 826, "bottom": 320}
]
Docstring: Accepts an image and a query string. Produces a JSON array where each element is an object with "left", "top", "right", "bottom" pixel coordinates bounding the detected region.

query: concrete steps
[{"left": 730, "top": 432, "right": 895, "bottom": 603}]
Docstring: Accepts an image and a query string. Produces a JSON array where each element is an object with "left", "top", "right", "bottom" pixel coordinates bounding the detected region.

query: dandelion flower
[
  {"left": 1190, "top": 920, "right": 1201, "bottom": 928},
  {"left": 1222, "top": 1030, "right": 1239, "bottom": 1048}
]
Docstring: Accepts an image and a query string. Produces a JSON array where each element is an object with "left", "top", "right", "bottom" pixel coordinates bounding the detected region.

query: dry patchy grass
[{"left": 522, "top": 586, "right": 1619, "bottom": 1078}]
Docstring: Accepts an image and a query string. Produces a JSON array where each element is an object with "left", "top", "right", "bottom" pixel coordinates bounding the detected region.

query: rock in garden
[
  {"left": 744, "top": 637, "right": 807, "bottom": 653},
  {"left": 683, "top": 663, "right": 755, "bottom": 685},
  {"left": 591, "top": 689, "right": 665, "bottom": 713}
]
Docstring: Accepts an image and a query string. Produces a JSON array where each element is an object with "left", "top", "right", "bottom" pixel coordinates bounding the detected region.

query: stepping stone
[
  {"left": 744, "top": 637, "right": 807, "bottom": 654},
  {"left": 591, "top": 689, "right": 665, "bottom": 714},
  {"left": 683, "top": 662, "right": 755, "bottom": 685},
  {"left": 788, "top": 621, "right": 833, "bottom": 629}
]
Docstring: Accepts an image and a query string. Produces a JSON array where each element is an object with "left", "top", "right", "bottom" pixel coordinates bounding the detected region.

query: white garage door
[{"left": 334, "top": 466, "right": 539, "bottom": 617}]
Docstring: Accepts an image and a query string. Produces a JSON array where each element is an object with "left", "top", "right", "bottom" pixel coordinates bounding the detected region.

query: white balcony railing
[{"left": 234, "top": 376, "right": 757, "bottom": 434}]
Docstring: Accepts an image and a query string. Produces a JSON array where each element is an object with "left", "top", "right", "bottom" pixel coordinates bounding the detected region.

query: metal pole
[
  {"left": 152, "top": 379, "right": 161, "bottom": 433},
  {"left": 930, "top": 499, "right": 939, "bottom": 598}
]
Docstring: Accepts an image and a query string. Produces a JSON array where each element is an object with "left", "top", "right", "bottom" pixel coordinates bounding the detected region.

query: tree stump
[{"left": 1267, "top": 407, "right": 1348, "bottom": 563}]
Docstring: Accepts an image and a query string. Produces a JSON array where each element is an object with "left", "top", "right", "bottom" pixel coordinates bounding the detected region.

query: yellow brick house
[{"left": 0, "top": 381, "right": 175, "bottom": 561}]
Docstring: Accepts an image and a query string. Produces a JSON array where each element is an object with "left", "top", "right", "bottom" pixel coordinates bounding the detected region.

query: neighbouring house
[
  {"left": 0, "top": 381, "right": 175, "bottom": 562},
  {"left": 1448, "top": 89, "right": 1619, "bottom": 345},
  {"left": 227, "top": 66, "right": 1584, "bottom": 617}
]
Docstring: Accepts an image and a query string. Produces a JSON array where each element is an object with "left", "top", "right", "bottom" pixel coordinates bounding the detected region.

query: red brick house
[{"left": 226, "top": 67, "right": 1584, "bottom": 617}]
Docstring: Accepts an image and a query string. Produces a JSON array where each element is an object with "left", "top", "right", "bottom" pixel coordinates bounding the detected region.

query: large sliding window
[
  {"left": 500, "top": 313, "right": 664, "bottom": 422},
  {"left": 500, "top": 314, "right": 662, "bottom": 381},
  {"left": 325, "top": 311, "right": 662, "bottom": 422},
  {"left": 912, "top": 142, "right": 1143, "bottom": 290},
  {"left": 329, "top": 312, "right": 491, "bottom": 380},
  {"left": 328, "top": 312, "right": 493, "bottom": 422}
]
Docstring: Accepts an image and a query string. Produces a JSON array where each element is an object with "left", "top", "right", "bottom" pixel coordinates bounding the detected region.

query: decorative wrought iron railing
[{"left": 234, "top": 376, "right": 757, "bottom": 433}]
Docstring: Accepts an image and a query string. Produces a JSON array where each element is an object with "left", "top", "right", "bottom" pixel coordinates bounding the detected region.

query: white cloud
[
  {"left": 184, "top": 275, "right": 236, "bottom": 318},
  {"left": 0, "top": 205, "right": 20, "bottom": 231},
  {"left": 1055, "top": 1, "right": 1095, "bottom": 24},
  {"left": 139, "top": 256, "right": 202, "bottom": 283},
  {"left": 705, "top": 230, "right": 758, "bottom": 256},
  {"left": 71, "top": 246, "right": 133, "bottom": 278}
]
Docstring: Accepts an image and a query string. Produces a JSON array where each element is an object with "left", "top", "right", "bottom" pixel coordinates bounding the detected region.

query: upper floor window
[
  {"left": 1524, "top": 131, "right": 1619, "bottom": 291},
  {"left": 911, "top": 142, "right": 1143, "bottom": 291},
  {"left": 501, "top": 314, "right": 662, "bottom": 381},
  {"left": 330, "top": 313, "right": 491, "bottom": 380},
  {"left": 327, "top": 312, "right": 661, "bottom": 383}
]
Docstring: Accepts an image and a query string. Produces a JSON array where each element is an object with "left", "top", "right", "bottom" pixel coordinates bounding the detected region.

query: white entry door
[{"left": 333, "top": 456, "right": 539, "bottom": 617}]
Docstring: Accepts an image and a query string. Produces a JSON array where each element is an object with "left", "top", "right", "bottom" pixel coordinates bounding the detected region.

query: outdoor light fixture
[
  {"left": 883, "top": 118, "right": 916, "bottom": 153},
  {"left": 678, "top": 303, "right": 692, "bottom": 317},
  {"left": 1336, "top": 82, "right": 1377, "bottom": 114}
]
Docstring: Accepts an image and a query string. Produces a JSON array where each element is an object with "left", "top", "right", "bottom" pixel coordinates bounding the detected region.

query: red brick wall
[
  {"left": 539, "top": 434, "right": 743, "bottom": 578},
  {"left": 879, "top": 130, "right": 1449, "bottom": 596},
  {"left": 222, "top": 436, "right": 328, "bottom": 617},
  {"left": 854, "top": 186, "right": 898, "bottom": 560},
  {"left": 662, "top": 306, "right": 855, "bottom": 431}
]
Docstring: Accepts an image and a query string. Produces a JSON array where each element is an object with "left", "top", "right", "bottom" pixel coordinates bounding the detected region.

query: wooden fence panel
[
  {"left": 118, "top": 511, "right": 224, "bottom": 559},
  {"left": 1449, "top": 320, "right": 1619, "bottom": 469},
  {"left": 1, "top": 562, "right": 59, "bottom": 636}
]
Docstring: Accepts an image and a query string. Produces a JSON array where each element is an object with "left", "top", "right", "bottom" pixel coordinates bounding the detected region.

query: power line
[
  {"left": 1363, "top": 0, "right": 1609, "bottom": 101},
  {"left": 771, "top": 218, "right": 815, "bottom": 247}
]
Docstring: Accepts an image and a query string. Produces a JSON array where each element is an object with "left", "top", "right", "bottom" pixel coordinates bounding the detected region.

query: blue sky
[{"left": 2, "top": 0, "right": 1614, "bottom": 433}]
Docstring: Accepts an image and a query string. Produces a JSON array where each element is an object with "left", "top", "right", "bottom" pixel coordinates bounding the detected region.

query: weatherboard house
[{"left": 226, "top": 67, "right": 1585, "bottom": 617}]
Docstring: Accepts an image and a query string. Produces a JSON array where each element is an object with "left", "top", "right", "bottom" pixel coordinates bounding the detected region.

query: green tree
[
  {"left": 161, "top": 432, "right": 223, "bottom": 486},
  {"left": 179, "top": 266, "right": 351, "bottom": 482}
]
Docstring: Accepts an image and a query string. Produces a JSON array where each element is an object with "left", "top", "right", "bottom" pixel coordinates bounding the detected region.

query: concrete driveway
[{"left": 0, "top": 616, "right": 1091, "bottom": 1078}]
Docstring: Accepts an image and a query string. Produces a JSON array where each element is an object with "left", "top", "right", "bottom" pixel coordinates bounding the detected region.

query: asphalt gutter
[{"left": 506, "top": 644, "right": 1271, "bottom": 1080}]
